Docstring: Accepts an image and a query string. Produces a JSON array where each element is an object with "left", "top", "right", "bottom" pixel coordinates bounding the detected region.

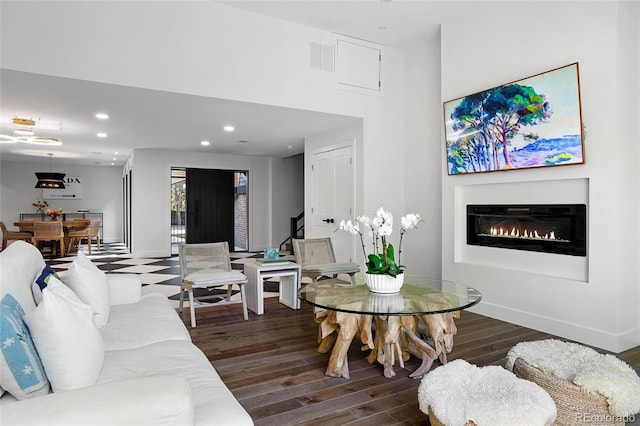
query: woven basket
[
  {"left": 427, "top": 406, "right": 476, "bottom": 426},
  {"left": 513, "top": 357, "right": 623, "bottom": 426}
]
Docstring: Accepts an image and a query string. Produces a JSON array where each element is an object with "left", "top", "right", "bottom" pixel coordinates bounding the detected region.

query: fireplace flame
[{"left": 489, "top": 226, "right": 559, "bottom": 241}]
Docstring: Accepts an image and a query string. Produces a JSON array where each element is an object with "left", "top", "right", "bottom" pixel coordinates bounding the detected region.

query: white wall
[
  {"left": 1, "top": 1, "right": 407, "bottom": 259},
  {"left": 4, "top": 1, "right": 636, "bottom": 351},
  {"left": 0, "top": 160, "right": 122, "bottom": 242},
  {"left": 271, "top": 154, "right": 304, "bottom": 248},
  {"left": 402, "top": 34, "right": 444, "bottom": 281},
  {"left": 440, "top": 2, "right": 640, "bottom": 352}
]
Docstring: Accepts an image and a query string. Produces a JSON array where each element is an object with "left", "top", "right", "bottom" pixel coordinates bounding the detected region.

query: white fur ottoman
[
  {"left": 506, "top": 339, "right": 640, "bottom": 426},
  {"left": 418, "top": 359, "right": 556, "bottom": 426}
]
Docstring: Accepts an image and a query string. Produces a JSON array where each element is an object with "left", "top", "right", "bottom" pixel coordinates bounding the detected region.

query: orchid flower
[{"left": 337, "top": 207, "right": 422, "bottom": 277}]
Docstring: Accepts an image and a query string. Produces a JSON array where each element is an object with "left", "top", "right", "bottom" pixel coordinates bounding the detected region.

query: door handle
[{"left": 322, "top": 218, "right": 334, "bottom": 224}]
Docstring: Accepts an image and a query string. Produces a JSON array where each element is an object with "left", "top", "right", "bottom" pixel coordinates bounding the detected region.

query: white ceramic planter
[{"left": 365, "top": 272, "right": 404, "bottom": 294}]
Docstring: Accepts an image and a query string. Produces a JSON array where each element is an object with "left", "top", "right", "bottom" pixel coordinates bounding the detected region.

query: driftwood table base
[
  {"left": 301, "top": 280, "right": 481, "bottom": 379},
  {"left": 317, "top": 309, "right": 459, "bottom": 379}
]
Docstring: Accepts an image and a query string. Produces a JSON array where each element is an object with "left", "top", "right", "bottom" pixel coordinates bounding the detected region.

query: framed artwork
[{"left": 444, "top": 63, "right": 584, "bottom": 175}]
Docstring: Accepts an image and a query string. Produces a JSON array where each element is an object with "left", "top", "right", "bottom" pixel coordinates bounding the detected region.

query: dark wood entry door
[{"left": 185, "top": 168, "right": 235, "bottom": 245}]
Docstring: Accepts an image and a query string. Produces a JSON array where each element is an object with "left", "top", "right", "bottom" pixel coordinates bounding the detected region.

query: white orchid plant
[{"left": 338, "top": 207, "right": 422, "bottom": 277}]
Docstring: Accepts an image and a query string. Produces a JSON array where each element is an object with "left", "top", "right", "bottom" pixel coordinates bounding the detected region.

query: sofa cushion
[
  {"left": 24, "top": 277, "right": 105, "bottom": 392},
  {"left": 0, "top": 241, "right": 45, "bottom": 315},
  {"left": 0, "top": 376, "right": 194, "bottom": 426},
  {"left": 60, "top": 252, "right": 111, "bottom": 328},
  {"left": 101, "top": 293, "right": 191, "bottom": 351},
  {"left": 99, "top": 339, "right": 253, "bottom": 425},
  {"left": 0, "top": 294, "right": 50, "bottom": 400}
]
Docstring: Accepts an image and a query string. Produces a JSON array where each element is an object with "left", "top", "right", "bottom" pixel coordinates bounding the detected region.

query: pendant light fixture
[
  {"left": 35, "top": 153, "right": 66, "bottom": 189},
  {"left": 0, "top": 117, "right": 63, "bottom": 146}
]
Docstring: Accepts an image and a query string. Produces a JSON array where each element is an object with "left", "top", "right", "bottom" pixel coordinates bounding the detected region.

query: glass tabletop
[{"left": 298, "top": 278, "right": 482, "bottom": 316}]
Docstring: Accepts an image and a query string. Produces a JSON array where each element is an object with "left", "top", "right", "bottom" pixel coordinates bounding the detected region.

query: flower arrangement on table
[
  {"left": 32, "top": 200, "right": 49, "bottom": 214},
  {"left": 45, "top": 208, "right": 63, "bottom": 221},
  {"left": 338, "top": 207, "right": 422, "bottom": 291}
]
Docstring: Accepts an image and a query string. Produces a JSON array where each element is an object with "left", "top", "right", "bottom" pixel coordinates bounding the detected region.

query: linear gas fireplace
[{"left": 467, "top": 204, "right": 587, "bottom": 256}]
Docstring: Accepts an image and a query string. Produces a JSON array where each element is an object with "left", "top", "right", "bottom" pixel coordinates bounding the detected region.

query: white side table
[{"left": 244, "top": 261, "right": 302, "bottom": 315}]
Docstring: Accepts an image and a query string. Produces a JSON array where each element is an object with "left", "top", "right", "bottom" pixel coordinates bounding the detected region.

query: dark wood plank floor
[{"left": 179, "top": 297, "right": 640, "bottom": 426}]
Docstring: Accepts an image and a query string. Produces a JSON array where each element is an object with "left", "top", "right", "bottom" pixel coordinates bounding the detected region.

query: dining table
[{"left": 14, "top": 220, "right": 89, "bottom": 255}]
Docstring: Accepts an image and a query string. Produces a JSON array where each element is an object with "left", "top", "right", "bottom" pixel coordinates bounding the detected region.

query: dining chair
[
  {"left": 14, "top": 220, "right": 36, "bottom": 234},
  {"left": 178, "top": 242, "right": 249, "bottom": 327},
  {"left": 292, "top": 237, "right": 360, "bottom": 285},
  {"left": 32, "top": 221, "right": 65, "bottom": 257},
  {"left": 67, "top": 219, "right": 91, "bottom": 253},
  {"left": 0, "top": 221, "right": 33, "bottom": 250},
  {"left": 88, "top": 220, "right": 101, "bottom": 251}
]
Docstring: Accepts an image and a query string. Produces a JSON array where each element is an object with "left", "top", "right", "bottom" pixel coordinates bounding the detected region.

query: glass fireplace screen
[{"left": 467, "top": 204, "right": 587, "bottom": 256}]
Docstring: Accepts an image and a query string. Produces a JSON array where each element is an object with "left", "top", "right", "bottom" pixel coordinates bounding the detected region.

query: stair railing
[{"left": 279, "top": 211, "right": 304, "bottom": 251}]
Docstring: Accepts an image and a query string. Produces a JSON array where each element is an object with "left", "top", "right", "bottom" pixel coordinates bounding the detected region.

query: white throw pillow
[
  {"left": 75, "top": 250, "right": 102, "bottom": 272},
  {"left": 61, "top": 252, "right": 111, "bottom": 328},
  {"left": 24, "top": 276, "right": 105, "bottom": 392}
]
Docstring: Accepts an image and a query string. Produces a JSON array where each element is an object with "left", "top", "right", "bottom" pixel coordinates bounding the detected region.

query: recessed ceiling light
[
  {"left": 96, "top": 113, "right": 109, "bottom": 120},
  {"left": 287, "top": 145, "right": 293, "bottom": 149},
  {"left": 112, "top": 157, "right": 116, "bottom": 161},
  {"left": 97, "top": 132, "right": 107, "bottom": 138},
  {"left": 201, "top": 140, "right": 210, "bottom": 146},
  {"left": 114, "top": 151, "right": 119, "bottom": 154},
  {"left": 223, "top": 125, "right": 235, "bottom": 132}
]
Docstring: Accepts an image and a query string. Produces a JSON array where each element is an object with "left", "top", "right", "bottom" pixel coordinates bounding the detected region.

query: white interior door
[{"left": 310, "top": 144, "right": 355, "bottom": 262}]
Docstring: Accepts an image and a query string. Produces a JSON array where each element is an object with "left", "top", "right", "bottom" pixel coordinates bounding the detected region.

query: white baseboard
[{"left": 468, "top": 302, "right": 640, "bottom": 354}]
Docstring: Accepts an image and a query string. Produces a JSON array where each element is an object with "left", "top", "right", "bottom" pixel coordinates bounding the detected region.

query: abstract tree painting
[{"left": 444, "top": 63, "right": 584, "bottom": 175}]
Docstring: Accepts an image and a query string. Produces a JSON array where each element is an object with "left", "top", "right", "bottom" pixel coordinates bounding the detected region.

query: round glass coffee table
[{"left": 298, "top": 279, "right": 482, "bottom": 378}]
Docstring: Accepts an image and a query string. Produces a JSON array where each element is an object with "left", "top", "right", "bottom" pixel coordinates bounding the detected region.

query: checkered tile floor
[{"left": 44, "top": 243, "right": 295, "bottom": 309}]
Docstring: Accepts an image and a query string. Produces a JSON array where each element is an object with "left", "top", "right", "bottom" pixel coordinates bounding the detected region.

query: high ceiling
[
  {"left": 0, "top": 69, "right": 358, "bottom": 166},
  {"left": 0, "top": 1, "right": 468, "bottom": 167}
]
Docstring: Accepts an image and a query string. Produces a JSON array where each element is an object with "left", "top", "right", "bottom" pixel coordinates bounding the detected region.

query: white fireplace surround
[{"left": 454, "top": 178, "right": 589, "bottom": 282}]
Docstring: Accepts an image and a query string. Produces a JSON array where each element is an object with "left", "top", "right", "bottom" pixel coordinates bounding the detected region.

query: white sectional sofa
[{"left": 0, "top": 241, "right": 253, "bottom": 425}]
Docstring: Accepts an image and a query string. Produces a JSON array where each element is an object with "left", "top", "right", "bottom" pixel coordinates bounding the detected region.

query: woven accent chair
[
  {"left": 0, "top": 221, "right": 32, "bottom": 250},
  {"left": 506, "top": 339, "right": 640, "bottom": 426},
  {"left": 67, "top": 219, "right": 91, "bottom": 253},
  {"left": 178, "top": 242, "right": 248, "bottom": 327},
  {"left": 32, "top": 221, "right": 65, "bottom": 257},
  {"left": 292, "top": 237, "right": 359, "bottom": 285}
]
